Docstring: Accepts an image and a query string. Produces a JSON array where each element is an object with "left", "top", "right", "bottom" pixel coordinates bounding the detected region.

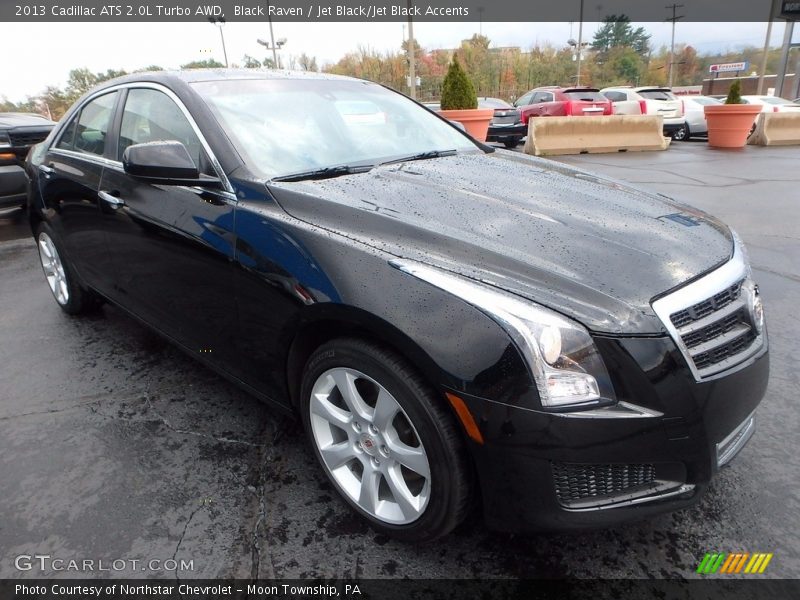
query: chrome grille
[
  {"left": 670, "top": 281, "right": 742, "bottom": 328},
  {"left": 651, "top": 241, "right": 765, "bottom": 381},
  {"left": 552, "top": 462, "right": 656, "bottom": 506}
]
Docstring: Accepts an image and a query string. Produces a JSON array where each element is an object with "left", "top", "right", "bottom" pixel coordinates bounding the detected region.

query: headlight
[
  {"left": 391, "top": 260, "right": 616, "bottom": 409},
  {"left": 729, "top": 228, "right": 752, "bottom": 276},
  {"left": 730, "top": 229, "right": 765, "bottom": 333},
  {"left": 742, "top": 279, "right": 765, "bottom": 334}
]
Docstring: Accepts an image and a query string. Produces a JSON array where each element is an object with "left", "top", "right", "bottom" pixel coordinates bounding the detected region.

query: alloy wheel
[
  {"left": 38, "top": 232, "right": 69, "bottom": 305},
  {"left": 309, "top": 367, "right": 431, "bottom": 524}
]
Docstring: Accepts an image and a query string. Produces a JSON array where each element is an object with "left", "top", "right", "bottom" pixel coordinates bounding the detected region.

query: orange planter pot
[
  {"left": 704, "top": 104, "right": 762, "bottom": 148},
  {"left": 438, "top": 108, "right": 496, "bottom": 142}
]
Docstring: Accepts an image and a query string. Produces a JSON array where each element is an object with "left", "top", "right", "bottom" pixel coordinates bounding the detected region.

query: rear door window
[
  {"left": 56, "top": 91, "right": 119, "bottom": 156},
  {"left": 515, "top": 92, "right": 534, "bottom": 106}
]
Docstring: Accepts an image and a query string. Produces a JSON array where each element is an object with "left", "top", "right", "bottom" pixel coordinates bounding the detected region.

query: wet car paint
[{"left": 269, "top": 150, "right": 732, "bottom": 335}]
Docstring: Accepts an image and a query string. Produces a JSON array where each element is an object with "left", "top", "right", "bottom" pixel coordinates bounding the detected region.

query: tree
[
  {"left": 297, "top": 53, "right": 319, "bottom": 72},
  {"left": 180, "top": 58, "right": 225, "bottom": 70},
  {"left": 596, "top": 46, "right": 645, "bottom": 85},
  {"left": 242, "top": 55, "right": 262, "bottom": 69},
  {"left": 65, "top": 68, "right": 99, "bottom": 99},
  {"left": 440, "top": 57, "right": 477, "bottom": 110},
  {"left": 135, "top": 65, "right": 164, "bottom": 72},
  {"left": 591, "top": 15, "right": 651, "bottom": 56}
]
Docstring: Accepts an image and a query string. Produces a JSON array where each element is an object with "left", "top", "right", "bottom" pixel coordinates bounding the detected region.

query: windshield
[
  {"left": 759, "top": 96, "right": 792, "bottom": 105},
  {"left": 690, "top": 97, "right": 721, "bottom": 106},
  {"left": 479, "top": 98, "right": 512, "bottom": 108},
  {"left": 638, "top": 89, "right": 677, "bottom": 101},
  {"left": 193, "top": 78, "right": 478, "bottom": 180}
]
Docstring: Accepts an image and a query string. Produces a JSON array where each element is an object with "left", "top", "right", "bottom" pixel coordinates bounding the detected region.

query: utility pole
[
  {"left": 665, "top": 4, "right": 684, "bottom": 88},
  {"left": 575, "top": 0, "right": 584, "bottom": 86},
  {"left": 758, "top": 0, "right": 779, "bottom": 94},
  {"left": 208, "top": 17, "right": 228, "bottom": 67},
  {"left": 407, "top": 0, "right": 416, "bottom": 99}
]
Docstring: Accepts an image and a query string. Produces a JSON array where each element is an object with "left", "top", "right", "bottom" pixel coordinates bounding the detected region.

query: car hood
[
  {"left": 267, "top": 151, "right": 732, "bottom": 335},
  {"left": 0, "top": 113, "right": 55, "bottom": 129}
]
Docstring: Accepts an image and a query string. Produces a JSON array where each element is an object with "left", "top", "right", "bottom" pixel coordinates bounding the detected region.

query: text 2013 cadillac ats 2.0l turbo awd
[{"left": 26, "top": 70, "right": 768, "bottom": 541}]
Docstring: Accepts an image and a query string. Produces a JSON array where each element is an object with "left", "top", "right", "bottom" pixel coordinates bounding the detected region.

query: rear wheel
[
  {"left": 300, "top": 338, "right": 472, "bottom": 542},
  {"left": 35, "top": 222, "right": 102, "bottom": 315},
  {"left": 503, "top": 138, "right": 522, "bottom": 149},
  {"left": 673, "top": 123, "right": 690, "bottom": 141}
]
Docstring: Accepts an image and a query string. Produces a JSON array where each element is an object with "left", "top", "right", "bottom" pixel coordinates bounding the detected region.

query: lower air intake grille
[
  {"left": 8, "top": 130, "right": 50, "bottom": 147},
  {"left": 552, "top": 462, "right": 656, "bottom": 506}
]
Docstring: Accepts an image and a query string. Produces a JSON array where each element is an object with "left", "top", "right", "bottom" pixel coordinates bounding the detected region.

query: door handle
[
  {"left": 98, "top": 190, "right": 125, "bottom": 208},
  {"left": 39, "top": 164, "right": 55, "bottom": 176}
]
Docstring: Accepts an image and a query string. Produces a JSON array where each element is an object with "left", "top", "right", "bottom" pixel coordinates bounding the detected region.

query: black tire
[
  {"left": 503, "top": 138, "right": 521, "bottom": 149},
  {"left": 300, "top": 338, "right": 472, "bottom": 542},
  {"left": 35, "top": 221, "right": 103, "bottom": 315},
  {"left": 673, "top": 123, "right": 690, "bottom": 141}
]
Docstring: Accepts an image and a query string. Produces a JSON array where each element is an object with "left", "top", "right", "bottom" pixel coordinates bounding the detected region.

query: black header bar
[{"left": 1, "top": 0, "right": 777, "bottom": 23}]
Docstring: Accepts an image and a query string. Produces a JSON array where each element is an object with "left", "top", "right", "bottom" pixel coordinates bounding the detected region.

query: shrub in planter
[
  {"left": 441, "top": 58, "right": 478, "bottom": 110},
  {"left": 704, "top": 79, "right": 761, "bottom": 148},
  {"left": 437, "top": 57, "right": 494, "bottom": 141}
]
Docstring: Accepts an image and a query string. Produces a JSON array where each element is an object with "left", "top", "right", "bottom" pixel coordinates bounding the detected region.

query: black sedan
[
  {"left": 1, "top": 112, "right": 55, "bottom": 210},
  {"left": 26, "top": 70, "right": 768, "bottom": 541},
  {"left": 479, "top": 97, "right": 526, "bottom": 148}
]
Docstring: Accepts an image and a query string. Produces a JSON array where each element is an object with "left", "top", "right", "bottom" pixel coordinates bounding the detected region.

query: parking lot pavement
[{"left": 1, "top": 143, "right": 798, "bottom": 580}]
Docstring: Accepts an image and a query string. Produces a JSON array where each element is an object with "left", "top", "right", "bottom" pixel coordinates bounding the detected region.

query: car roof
[
  {"left": 92, "top": 68, "right": 361, "bottom": 92},
  {"left": 634, "top": 86, "right": 672, "bottom": 92},
  {"left": 531, "top": 86, "right": 599, "bottom": 91}
]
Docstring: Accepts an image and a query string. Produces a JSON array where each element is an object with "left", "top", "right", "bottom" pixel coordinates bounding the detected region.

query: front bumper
[
  {"left": 456, "top": 334, "right": 769, "bottom": 532},
  {"left": 0, "top": 163, "right": 27, "bottom": 208}
]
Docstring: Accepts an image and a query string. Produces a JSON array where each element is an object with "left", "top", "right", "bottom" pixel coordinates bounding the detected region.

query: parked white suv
[{"left": 601, "top": 86, "right": 685, "bottom": 137}]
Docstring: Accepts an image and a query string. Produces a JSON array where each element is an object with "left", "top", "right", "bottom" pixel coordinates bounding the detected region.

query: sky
[{"left": 1, "top": 21, "right": 790, "bottom": 102}]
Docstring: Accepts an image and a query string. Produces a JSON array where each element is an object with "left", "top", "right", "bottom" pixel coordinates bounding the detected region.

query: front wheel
[{"left": 300, "top": 338, "right": 472, "bottom": 542}]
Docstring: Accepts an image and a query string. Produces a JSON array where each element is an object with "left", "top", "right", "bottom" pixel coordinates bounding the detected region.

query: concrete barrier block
[
  {"left": 523, "top": 115, "right": 671, "bottom": 156},
  {"left": 748, "top": 112, "right": 800, "bottom": 146}
]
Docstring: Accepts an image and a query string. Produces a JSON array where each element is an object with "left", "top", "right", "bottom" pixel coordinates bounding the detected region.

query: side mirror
[{"left": 122, "top": 141, "right": 221, "bottom": 187}]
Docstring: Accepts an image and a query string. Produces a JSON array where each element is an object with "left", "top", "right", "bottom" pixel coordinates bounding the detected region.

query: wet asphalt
[{"left": 0, "top": 142, "right": 798, "bottom": 580}]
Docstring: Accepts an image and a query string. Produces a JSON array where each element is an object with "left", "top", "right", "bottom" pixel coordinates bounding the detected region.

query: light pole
[
  {"left": 407, "top": 0, "right": 416, "bottom": 99},
  {"left": 568, "top": 37, "right": 589, "bottom": 85},
  {"left": 575, "top": 0, "right": 584, "bottom": 86},
  {"left": 258, "top": 2, "right": 286, "bottom": 69},
  {"left": 257, "top": 37, "right": 286, "bottom": 69},
  {"left": 665, "top": 4, "right": 685, "bottom": 88},
  {"left": 757, "top": 0, "right": 779, "bottom": 94},
  {"left": 208, "top": 17, "right": 228, "bottom": 67}
]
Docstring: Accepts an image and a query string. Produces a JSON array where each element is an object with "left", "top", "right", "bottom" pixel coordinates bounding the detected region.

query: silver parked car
[{"left": 672, "top": 96, "right": 721, "bottom": 141}]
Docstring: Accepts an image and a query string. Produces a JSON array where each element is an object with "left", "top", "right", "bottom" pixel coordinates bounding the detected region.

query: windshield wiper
[
  {"left": 379, "top": 149, "right": 458, "bottom": 167},
  {"left": 270, "top": 164, "right": 373, "bottom": 183}
]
